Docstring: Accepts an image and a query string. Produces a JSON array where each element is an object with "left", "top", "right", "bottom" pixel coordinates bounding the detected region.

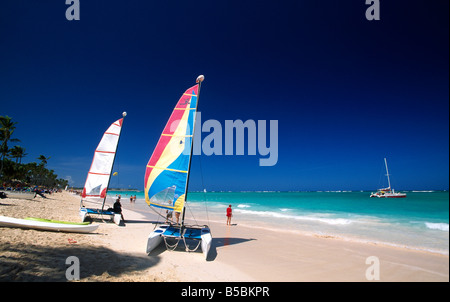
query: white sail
[{"left": 82, "top": 116, "right": 125, "bottom": 200}]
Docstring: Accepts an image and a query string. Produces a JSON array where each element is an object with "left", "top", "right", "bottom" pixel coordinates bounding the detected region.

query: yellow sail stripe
[
  {"left": 174, "top": 107, "right": 196, "bottom": 110},
  {"left": 146, "top": 165, "right": 188, "bottom": 174},
  {"left": 173, "top": 194, "right": 185, "bottom": 212},
  {"left": 161, "top": 134, "right": 192, "bottom": 137}
]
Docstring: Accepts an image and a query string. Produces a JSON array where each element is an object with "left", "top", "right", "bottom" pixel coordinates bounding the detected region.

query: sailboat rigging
[
  {"left": 79, "top": 112, "right": 127, "bottom": 224},
  {"left": 370, "top": 158, "right": 406, "bottom": 198},
  {"left": 145, "top": 75, "right": 212, "bottom": 259}
]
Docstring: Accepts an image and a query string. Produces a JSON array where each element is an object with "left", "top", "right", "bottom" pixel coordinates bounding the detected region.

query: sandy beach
[{"left": 0, "top": 191, "right": 448, "bottom": 282}]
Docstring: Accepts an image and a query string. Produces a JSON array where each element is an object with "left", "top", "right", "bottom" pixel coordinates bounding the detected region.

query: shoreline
[
  {"left": 207, "top": 217, "right": 450, "bottom": 257},
  {"left": 120, "top": 197, "right": 449, "bottom": 257},
  {"left": 112, "top": 190, "right": 449, "bottom": 257},
  {"left": 0, "top": 192, "right": 448, "bottom": 281}
]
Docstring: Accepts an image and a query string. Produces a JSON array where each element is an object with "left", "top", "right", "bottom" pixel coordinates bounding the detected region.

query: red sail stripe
[{"left": 88, "top": 172, "right": 110, "bottom": 176}]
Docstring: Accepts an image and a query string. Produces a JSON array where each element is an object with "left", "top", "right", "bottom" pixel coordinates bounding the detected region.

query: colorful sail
[
  {"left": 82, "top": 116, "right": 125, "bottom": 199},
  {"left": 144, "top": 84, "right": 199, "bottom": 213}
]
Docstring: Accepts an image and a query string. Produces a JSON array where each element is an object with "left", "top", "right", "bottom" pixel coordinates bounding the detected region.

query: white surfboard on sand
[{"left": 0, "top": 215, "right": 99, "bottom": 233}]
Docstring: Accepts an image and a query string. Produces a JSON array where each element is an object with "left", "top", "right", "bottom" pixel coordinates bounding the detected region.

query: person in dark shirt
[{"left": 113, "top": 195, "right": 125, "bottom": 222}]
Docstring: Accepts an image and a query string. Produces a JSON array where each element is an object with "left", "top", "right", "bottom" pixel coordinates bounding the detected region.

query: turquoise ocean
[{"left": 108, "top": 190, "right": 449, "bottom": 255}]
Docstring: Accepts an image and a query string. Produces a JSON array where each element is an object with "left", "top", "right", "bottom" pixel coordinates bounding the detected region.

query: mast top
[
  {"left": 196, "top": 75, "right": 205, "bottom": 83},
  {"left": 122, "top": 112, "right": 127, "bottom": 117}
]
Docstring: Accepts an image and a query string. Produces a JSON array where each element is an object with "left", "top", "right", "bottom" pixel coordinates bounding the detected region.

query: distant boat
[
  {"left": 79, "top": 112, "right": 127, "bottom": 224},
  {"left": 370, "top": 158, "right": 406, "bottom": 198},
  {"left": 145, "top": 75, "right": 212, "bottom": 260}
]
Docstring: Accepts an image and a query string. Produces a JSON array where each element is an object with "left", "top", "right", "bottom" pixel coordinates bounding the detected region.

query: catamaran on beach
[
  {"left": 79, "top": 112, "right": 127, "bottom": 224},
  {"left": 144, "top": 75, "right": 212, "bottom": 259}
]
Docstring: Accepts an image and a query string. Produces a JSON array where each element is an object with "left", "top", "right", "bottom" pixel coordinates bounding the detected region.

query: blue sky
[{"left": 1, "top": 0, "right": 448, "bottom": 191}]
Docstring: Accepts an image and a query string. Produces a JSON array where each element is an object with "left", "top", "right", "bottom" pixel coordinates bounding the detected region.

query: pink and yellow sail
[{"left": 144, "top": 84, "right": 200, "bottom": 213}]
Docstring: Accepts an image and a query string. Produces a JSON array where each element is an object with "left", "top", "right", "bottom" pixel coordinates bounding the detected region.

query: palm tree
[
  {"left": 37, "top": 155, "right": 51, "bottom": 167},
  {"left": 0, "top": 115, "right": 20, "bottom": 176},
  {"left": 36, "top": 155, "right": 51, "bottom": 185},
  {"left": 10, "top": 146, "right": 27, "bottom": 164}
]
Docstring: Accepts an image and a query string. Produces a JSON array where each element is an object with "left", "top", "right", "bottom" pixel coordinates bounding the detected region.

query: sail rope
[
  {"left": 147, "top": 204, "right": 179, "bottom": 230},
  {"left": 100, "top": 196, "right": 113, "bottom": 223},
  {"left": 183, "top": 154, "right": 209, "bottom": 227},
  {"left": 198, "top": 154, "right": 210, "bottom": 226},
  {"left": 185, "top": 203, "right": 198, "bottom": 225}
]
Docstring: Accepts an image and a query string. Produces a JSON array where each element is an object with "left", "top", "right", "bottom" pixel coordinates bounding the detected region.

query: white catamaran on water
[
  {"left": 370, "top": 158, "right": 406, "bottom": 198},
  {"left": 79, "top": 112, "right": 127, "bottom": 225},
  {"left": 145, "top": 75, "right": 212, "bottom": 260}
]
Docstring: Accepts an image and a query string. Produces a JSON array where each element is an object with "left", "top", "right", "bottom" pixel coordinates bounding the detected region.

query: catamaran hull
[
  {"left": 200, "top": 228, "right": 212, "bottom": 259},
  {"left": 79, "top": 208, "right": 122, "bottom": 225},
  {"left": 79, "top": 208, "right": 88, "bottom": 222},
  {"left": 373, "top": 194, "right": 406, "bottom": 198},
  {"left": 0, "top": 215, "right": 99, "bottom": 233},
  {"left": 146, "top": 225, "right": 212, "bottom": 260},
  {"left": 146, "top": 226, "right": 166, "bottom": 254},
  {"left": 370, "top": 193, "right": 407, "bottom": 198},
  {"left": 113, "top": 214, "right": 121, "bottom": 225}
]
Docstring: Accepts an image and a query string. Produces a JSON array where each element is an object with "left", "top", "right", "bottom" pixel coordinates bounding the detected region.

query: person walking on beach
[{"left": 226, "top": 205, "right": 232, "bottom": 225}]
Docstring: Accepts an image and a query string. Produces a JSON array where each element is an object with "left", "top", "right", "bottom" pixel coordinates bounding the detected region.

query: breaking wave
[
  {"left": 235, "top": 209, "right": 353, "bottom": 225},
  {"left": 425, "top": 222, "right": 449, "bottom": 231}
]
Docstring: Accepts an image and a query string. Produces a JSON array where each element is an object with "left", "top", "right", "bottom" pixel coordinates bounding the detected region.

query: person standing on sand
[{"left": 226, "top": 205, "right": 232, "bottom": 225}]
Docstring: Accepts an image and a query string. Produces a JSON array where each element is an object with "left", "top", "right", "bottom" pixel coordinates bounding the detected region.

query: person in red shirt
[{"left": 226, "top": 205, "right": 232, "bottom": 225}]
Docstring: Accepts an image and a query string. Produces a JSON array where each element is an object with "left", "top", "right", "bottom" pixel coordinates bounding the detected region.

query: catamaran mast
[
  {"left": 101, "top": 112, "right": 127, "bottom": 211},
  {"left": 384, "top": 157, "right": 392, "bottom": 190},
  {"left": 181, "top": 75, "right": 204, "bottom": 227}
]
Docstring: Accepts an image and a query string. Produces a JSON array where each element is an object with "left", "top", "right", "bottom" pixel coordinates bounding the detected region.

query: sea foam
[
  {"left": 235, "top": 209, "right": 353, "bottom": 225},
  {"left": 237, "top": 204, "right": 251, "bottom": 208},
  {"left": 425, "top": 222, "right": 449, "bottom": 231}
]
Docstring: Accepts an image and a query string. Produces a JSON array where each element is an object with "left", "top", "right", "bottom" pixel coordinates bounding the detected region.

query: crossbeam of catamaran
[{"left": 145, "top": 75, "right": 212, "bottom": 259}]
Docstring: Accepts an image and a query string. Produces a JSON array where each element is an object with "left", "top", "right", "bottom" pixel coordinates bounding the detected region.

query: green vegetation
[{"left": 0, "top": 115, "right": 68, "bottom": 189}]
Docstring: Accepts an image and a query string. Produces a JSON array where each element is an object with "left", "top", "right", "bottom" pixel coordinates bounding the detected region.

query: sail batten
[{"left": 144, "top": 84, "right": 199, "bottom": 213}]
